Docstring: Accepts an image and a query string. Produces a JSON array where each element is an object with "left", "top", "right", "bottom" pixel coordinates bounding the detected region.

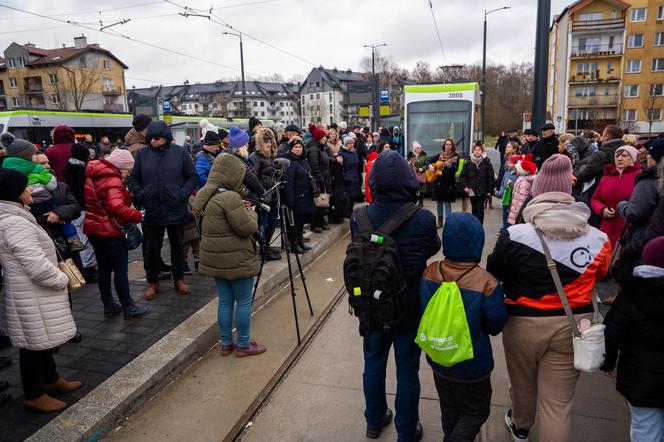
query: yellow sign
[
  {"left": 380, "top": 104, "right": 391, "bottom": 116},
  {"left": 359, "top": 106, "right": 369, "bottom": 117},
  {"left": 164, "top": 114, "right": 172, "bottom": 124}
]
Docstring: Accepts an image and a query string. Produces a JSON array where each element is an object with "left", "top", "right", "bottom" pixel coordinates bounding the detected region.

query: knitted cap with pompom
[{"left": 229, "top": 125, "right": 249, "bottom": 149}]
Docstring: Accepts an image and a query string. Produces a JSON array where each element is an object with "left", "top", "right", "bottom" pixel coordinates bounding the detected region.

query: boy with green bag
[{"left": 418, "top": 212, "right": 508, "bottom": 441}]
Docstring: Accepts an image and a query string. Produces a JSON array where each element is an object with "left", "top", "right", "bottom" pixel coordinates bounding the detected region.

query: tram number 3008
[{"left": 448, "top": 92, "right": 464, "bottom": 99}]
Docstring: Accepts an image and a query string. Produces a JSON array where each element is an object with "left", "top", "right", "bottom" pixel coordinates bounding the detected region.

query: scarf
[
  {"left": 522, "top": 192, "right": 590, "bottom": 240},
  {"left": 440, "top": 151, "right": 456, "bottom": 162},
  {"left": 470, "top": 153, "right": 483, "bottom": 166}
]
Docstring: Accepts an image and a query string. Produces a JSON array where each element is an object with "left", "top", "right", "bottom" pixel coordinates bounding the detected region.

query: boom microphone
[{"left": 274, "top": 157, "right": 291, "bottom": 170}]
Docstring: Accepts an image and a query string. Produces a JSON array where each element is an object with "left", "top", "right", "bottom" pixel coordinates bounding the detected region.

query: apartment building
[
  {"left": 299, "top": 67, "right": 368, "bottom": 125},
  {"left": 0, "top": 36, "right": 128, "bottom": 112}
]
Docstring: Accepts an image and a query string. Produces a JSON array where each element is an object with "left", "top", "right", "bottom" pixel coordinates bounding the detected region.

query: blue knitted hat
[{"left": 229, "top": 126, "right": 249, "bottom": 149}]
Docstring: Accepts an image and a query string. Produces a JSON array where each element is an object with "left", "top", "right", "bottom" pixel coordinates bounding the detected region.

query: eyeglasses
[{"left": 616, "top": 152, "right": 632, "bottom": 158}]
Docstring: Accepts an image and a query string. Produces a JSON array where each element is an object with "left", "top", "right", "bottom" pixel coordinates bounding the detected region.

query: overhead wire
[{"left": 427, "top": 0, "right": 448, "bottom": 64}]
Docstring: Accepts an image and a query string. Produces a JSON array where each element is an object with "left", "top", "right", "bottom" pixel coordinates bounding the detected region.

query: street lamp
[
  {"left": 223, "top": 31, "right": 247, "bottom": 119},
  {"left": 364, "top": 43, "right": 387, "bottom": 131},
  {"left": 482, "top": 5, "right": 510, "bottom": 141}
]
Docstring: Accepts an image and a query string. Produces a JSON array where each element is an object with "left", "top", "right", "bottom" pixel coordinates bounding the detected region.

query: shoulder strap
[
  {"left": 534, "top": 229, "right": 582, "bottom": 337},
  {"left": 197, "top": 188, "right": 226, "bottom": 233},
  {"left": 377, "top": 203, "right": 419, "bottom": 235},
  {"left": 353, "top": 206, "right": 374, "bottom": 234}
]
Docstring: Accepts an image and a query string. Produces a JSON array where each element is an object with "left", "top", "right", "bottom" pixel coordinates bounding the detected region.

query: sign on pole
[
  {"left": 163, "top": 100, "right": 172, "bottom": 113},
  {"left": 379, "top": 89, "right": 390, "bottom": 103}
]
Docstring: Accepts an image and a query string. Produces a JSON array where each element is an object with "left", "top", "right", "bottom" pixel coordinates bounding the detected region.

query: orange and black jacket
[{"left": 487, "top": 223, "right": 611, "bottom": 317}]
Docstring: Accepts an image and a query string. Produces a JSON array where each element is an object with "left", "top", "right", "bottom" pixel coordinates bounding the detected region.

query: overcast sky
[{"left": 0, "top": 0, "right": 571, "bottom": 88}]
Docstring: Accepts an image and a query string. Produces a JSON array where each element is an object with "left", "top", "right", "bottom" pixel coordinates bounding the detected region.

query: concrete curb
[{"left": 26, "top": 222, "right": 350, "bottom": 442}]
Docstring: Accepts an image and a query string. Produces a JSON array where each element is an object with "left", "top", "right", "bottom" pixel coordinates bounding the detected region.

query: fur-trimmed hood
[{"left": 254, "top": 128, "right": 276, "bottom": 158}]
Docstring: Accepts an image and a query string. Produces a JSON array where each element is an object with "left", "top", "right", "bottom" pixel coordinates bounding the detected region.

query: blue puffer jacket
[
  {"left": 194, "top": 150, "right": 218, "bottom": 189},
  {"left": 128, "top": 121, "right": 198, "bottom": 225},
  {"left": 350, "top": 150, "right": 440, "bottom": 329},
  {"left": 419, "top": 212, "right": 507, "bottom": 381},
  {"left": 339, "top": 146, "right": 363, "bottom": 200}
]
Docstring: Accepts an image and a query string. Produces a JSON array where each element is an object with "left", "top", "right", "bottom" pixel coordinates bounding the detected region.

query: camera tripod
[{"left": 252, "top": 180, "right": 313, "bottom": 345}]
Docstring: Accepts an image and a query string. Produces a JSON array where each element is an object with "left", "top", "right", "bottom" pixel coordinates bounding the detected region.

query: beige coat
[{"left": 0, "top": 201, "right": 76, "bottom": 350}]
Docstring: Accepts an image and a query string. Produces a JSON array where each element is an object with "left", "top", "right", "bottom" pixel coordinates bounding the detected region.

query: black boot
[
  {"left": 299, "top": 237, "right": 312, "bottom": 251},
  {"left": 290, "top": 242, "right": 306, "bottom": 254}
]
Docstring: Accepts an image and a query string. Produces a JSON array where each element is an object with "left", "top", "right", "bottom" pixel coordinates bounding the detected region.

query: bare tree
[
  {"left": 643, "top": 87, "right": 664, "bottom": 137},
  {"left": 48, "top": 55, "right": 103, "bottom": 111},
  {"left": 411, "top": 61, "right": 433, "bottom": 84}
]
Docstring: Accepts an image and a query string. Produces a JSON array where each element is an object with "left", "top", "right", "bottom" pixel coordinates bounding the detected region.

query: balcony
[
  {"left": 103, "top": 103, "right": 125, "bottom": 112},
  {"left": 569, "top": 71, "right": 621, "bottom": 83},
  {"left": 24, "top": 77, "right": 44, "bottom": 94},
  {"left": 571, "top": 44, "right": 623, "bottom": 58},
  {"left": 568, "top": 94, "right": 619, "bottom": 107},
  {"left": 567, "top": 118, "right": 618, "bottom": 131},
  {"left": 102, "top": 85, "right": 122, "bottom": 95},
  {"left": 0, "top": 98, "right": 7, "bottom": 110},
  {"left": 572, "top": 17, "right": 625, "bottom": 33}
]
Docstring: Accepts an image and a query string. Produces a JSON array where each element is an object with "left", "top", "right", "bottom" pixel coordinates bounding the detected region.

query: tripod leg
[
  {"left": 293, "top": 252, "right": 314, "bottom": 316},
  {"left": 281, "top": 206, "right": 301, "bottom": 345}
]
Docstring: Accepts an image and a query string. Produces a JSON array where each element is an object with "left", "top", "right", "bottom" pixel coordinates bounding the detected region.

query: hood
[
  {"left": 53, "top": 125, "right": 75, "bottom": 144},
  {"left": 442, "top": 212, "right": 484, "bottom": 262},
  {"left": 145, "top": 121, "right": 173, "bottom": 147},
  {"left": 368, "top": 150, "right": 419, "bottom": 203},
  {"left": 603, "top": 163, "right": 641, "bottom": 176},
  {"left": 2, "top": 156, "right": 44, "bottom": 175},
  {"left": 124, "top": 128, "right": 146, "bottom": 146},
  {"left": 206, "top": 152, "right": 246, "bottom": 194},
  {"left": 254, "top": 128, "right": 276, "bottom": 158},
  {"left": 570, "top": 136, "right": 590, "bottom": 155},
  {"left": 86, "top": 158, "right": 122, "bottom": 180},
  {"left": 523, "top": 191, "right": 592, "bottom": 240}
]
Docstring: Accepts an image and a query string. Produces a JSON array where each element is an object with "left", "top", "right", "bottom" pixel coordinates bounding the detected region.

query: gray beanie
[
  {"left": 343, "top": 136, "right": 354, "bottom": 145},
  {"left": 6, "top": 138, "right": 37, "bottom": 161}
]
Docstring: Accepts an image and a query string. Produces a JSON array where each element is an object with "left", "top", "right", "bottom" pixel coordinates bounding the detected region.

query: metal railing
[
  {"left": 568, "top": 94, "right": 620, "bottom": 106},
  {"left": 102, "top": 85, "right": 122, "bottom": 94},
  {"left": 572, "top": 17, "right": 625, "bottom": 32},
  {"left": 571, "top": 44, "right": 623, "bottom": 57},
  {"left": 570, "top": 71, "right": 621, "bottom": 82}
]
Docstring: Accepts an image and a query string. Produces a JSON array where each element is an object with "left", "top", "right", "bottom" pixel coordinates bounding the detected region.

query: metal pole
[
  {"left": 531, "top": 0, "right": 551, "bottom": 132},
  {"left": 481, "top": 13, "right": 487, "bottom": 141},
  {"left": 372, "top": 47, "right": 376, "bottom": 131},
  {"left": 239, "top": 33, "right": 247, "bottom": 119}
]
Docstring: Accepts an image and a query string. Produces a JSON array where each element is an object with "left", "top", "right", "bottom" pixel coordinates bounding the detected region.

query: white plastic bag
[{"left": 573, "top": 323, "right": 606, "bottom": 373}]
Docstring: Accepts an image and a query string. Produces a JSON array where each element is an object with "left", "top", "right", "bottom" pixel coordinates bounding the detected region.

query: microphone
[{"left": 274, "top": 157, "right": 291, "bottom": 170}]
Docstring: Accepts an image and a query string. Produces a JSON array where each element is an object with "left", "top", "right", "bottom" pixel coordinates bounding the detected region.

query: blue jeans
[
  {"left": 215, "top": 277, "right": 254, "bottom": 347},
  {"left": 501, "top": 205, "right": 510, "bottom": 231},
  {"left": 89, "top": 236, "right": 134, "bottom": 309},
  {"left": 436, "top": 200, "right": 453, "bottom": 220},
  {"left": 363, "top": 328, "right": 421, "bottom": 441},
  {"left": 629, "top": 404, "right": 664, "bottom": 442}
]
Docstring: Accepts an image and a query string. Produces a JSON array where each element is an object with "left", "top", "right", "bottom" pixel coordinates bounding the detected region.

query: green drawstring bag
[
  {"left": 502, "top": 185, "right": 513, "bottom": 206},
  {"left": 415, "top": 281, "right": 474, "bottom": 367}
]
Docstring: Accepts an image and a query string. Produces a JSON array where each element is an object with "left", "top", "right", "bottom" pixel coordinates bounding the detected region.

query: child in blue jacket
[{"left": 419, "top": 212, "right": 508, "bottom": 441}]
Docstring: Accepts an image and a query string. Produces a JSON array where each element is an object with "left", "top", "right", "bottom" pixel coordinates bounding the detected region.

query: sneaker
[
  {"left": 505, "top": 409, "right": 530, "bottom": 441},
  {"left": 103, "top": 303, "right": 122, "bottom": 318},
  {"left": 220, "top": 342, "right": 237, "bottom": 357},
  {"left": 124, "top": 304, "right": 150, "bottom": 318},
  {"left": 236, "top": 341, "right": 267, "bottom": 357},
  {"left": 184, "top": 263, "right": 193, "bottom": 275},
  {"left": 366, "top": 408, "right": 393, "bottom": 439}
]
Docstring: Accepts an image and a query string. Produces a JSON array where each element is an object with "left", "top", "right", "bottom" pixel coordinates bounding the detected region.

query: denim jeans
[
  {"left": 215, "top": 277, "right": 254, "bottom": 347},
  {"left": 436, "top": 200, "right": 453, "bottom": 220},
  {"left": 89, "top": 236, "right": 134, "bottom": 309},
  {"left": 501, "top": 205, "right": 510, "bottom": 231},
  {"left": 363, "top": 328, "right": 421, "bottom": 442},
  {"left": 629, "top": 404, "right": 664, "bottom": 442}
]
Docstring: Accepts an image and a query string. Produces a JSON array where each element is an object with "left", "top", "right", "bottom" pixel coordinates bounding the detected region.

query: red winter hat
[
  {"left": 514, "top": 154, "right": 537, "bottom": 176},
  {"left": 309, "top": 124, "right": 326, "bottom": 142},
  {"left": 642, "top": 236, "right": 664, "bottom": 269}
]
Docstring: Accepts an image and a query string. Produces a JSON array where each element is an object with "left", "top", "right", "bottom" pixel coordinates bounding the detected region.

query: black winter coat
[
  {"left": 339, "top": 147, "right": 363, "bottom": 200},
  {"left": 459, "top": 157, "right": 495, "bottom": 197},
  {"left": 601, "top": 275, "right": 664, "bottom": 408},
  {"left": 532, "top": 135, "right": 558, "bottom": 170},
  {"left": 429, "top": 153, "right": 459, "bottom": 202},
  {"left": 617, "top": 166, "right": 660, "bottom": 242},
  {"left": 248, "top": 150, "right": 276, "bottom": 203},
  {"left": 283, "top": 152, "right": 315, "bottom": 216},
  {"left": 306, "top": 139, "right": 333, "bottom": 194},
  {"left": 62, "top": 159, "right": 87, "bottom": 210},
  {"left": 574, "top": 138, "right": 623, "bottom": 187}
]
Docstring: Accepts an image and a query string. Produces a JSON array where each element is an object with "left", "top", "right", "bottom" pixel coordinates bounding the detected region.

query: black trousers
[
  {"left": 433, "top": 373, "right": 492, "bottom": 442},
  {"left": 311, "top": 208, "right": 327, "bottom": 229},
  {"left": 19, "top": 348, "right": 59, "bottom": 400},
  {"left": 287, "top": 212, "right": 310, "bottom": 245},
  {"left": 470, "top": 196, "right": 486, "bottom": 225},
  {"left": 143, "top": 224, "right": 186, "bottom": 283}
]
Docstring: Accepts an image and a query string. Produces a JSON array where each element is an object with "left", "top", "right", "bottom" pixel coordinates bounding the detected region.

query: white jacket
[{"left": 0, "top": 200, "right": 76, "bottom": 350}]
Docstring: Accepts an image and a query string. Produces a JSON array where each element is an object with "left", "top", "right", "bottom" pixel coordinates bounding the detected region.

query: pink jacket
[
  {"left": 591, "top": 164, "right": 640, "bottom": 246},
  {"left": 507, "top": 175, "right": 534, "bottom": 225}
]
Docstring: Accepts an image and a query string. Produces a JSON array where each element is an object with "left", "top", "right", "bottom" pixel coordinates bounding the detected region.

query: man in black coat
[
  {"left": 128, "top": 121, "right": 198, "bottom": 299},
  {"left": 520, "top": 129, "right": 538, "bottom": 155},
  {"left": 532, "top": 123, "right": 558, "bottom": 170}
]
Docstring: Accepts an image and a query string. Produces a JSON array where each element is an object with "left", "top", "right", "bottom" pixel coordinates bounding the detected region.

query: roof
[
  {"left": 552, "top": 0, "right": 630, "bottom": 26},
  {"left": 130, "top": 80, "right": 298, "bottom": 102},
  {"left": 15, "top": 43, "right": 128, "bottom": 69}
]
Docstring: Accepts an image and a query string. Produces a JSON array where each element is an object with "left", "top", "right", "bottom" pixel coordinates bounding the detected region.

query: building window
[
  {"left": 607, "top": 61, "right": 614, "bottom": 73},
  {"left": 50, "top": 94, "right": 59, "bottom": 104},
  {"left": 579, "top": 12, "right": 603, "bottom": 21},
  {"left": 329, "top": 92, "right": 332, "bottom": 100},
  {"left": 18, "top": 57, "right": 25, "bottom": 68},
  {"left": 103, "top": 59, "right": 111, "bottom": 70},
  {"left": 631, "top": 8, "right": 647, "bottom": 22},
  {"left": 628, "top": 34, "right": 644, "bottom": 48},
  {"left": 576, "top": 62, "right": 599, "bottom": 73},
  {"left": 650, "top": 83, "right": 664, "bottom": 96},
  {"left": 261, "top": 111, "right": 265, "bottom": 117},
  {"left": 253, "top": 101, "right": 257, "bottom": 106},
  {"left": 578, "top": 37, "right": 600, "bottom": 52},
  {"left": 12, "top": 97, "right": 20, "bottom": 107},
  {"left": 279, "top": 102, "right": 284, "bottom": 107},
  {"left": 658, "top": 6, "right": 664, "bottom": 20},
  {"left": 626, "top": 60, "right": 642, "bottom": 73},
  {"left": 8, "top": 78, "right": 17, "bottom": 88},
  {"left": 315, "top": 81, "right": 320, "bottom": 87},
  {"left": 309, "top": 94, "right": 313, "bottom": 99},
  {"left": 624, "top": 85, "right": 639, "bottom": 97},
  {"left": 653, "top": 58, "right": 664, "bottom": 72},
  {"left": 280, "top": 111, "right": 284, "bottom": 116},
  {"left": 316, "top": 93, "right": 320, "bottom": 99},
  {"left": 48, "top": 73, "right": 58, "bottom": 84},
  {"left": 575, "top": 86, "right": 596, "bottom": 96},
  {"left": 655, "top": 33, "right": 664, "bottom": 46},
  {"left": 329, "top": 104, "right": 333, "bottom": 113},
  {"left": 648, "top": 108, "right": 662, "bottom": 121},
  {"left": 623, "top": 109, "right": 637, "bottom": 121},
  {"left": 7, "top": 58, "right": 15, "bottom": 68}
]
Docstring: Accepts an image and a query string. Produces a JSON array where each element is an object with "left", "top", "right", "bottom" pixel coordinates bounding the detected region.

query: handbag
[
  {"left": 535, "top": 229, "right": 605, "bottom": 372},
  {"left": 53, "top": 243, "right": 86, "bottom": 293},
  {"left": 314, "top": 192, "right": 330, "bottom": 208}
]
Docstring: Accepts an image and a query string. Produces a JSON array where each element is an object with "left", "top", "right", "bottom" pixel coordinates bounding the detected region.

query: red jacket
[
  {"left": 83, "top": 159, "right": 142, "bottom": 238},
  {"left": 45, "top": 125, "right": 75, "bottom": 181},
  {"left": 591, "top": 163, "right": 640, "bottom": 246},
  {"left": 364, "top": 151, "right": 378, "bottom": 204}
]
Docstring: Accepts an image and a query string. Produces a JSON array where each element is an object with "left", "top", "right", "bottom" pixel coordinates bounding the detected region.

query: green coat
[{"left": 193, "top": 153, "right": 259, "bottom": 280}]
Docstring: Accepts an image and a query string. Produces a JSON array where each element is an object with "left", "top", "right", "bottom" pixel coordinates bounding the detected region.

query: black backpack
[{"left": 343, "top": 203, "right": 419, "bottom": 337}]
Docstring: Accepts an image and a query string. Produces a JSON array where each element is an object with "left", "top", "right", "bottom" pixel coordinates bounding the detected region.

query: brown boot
[
  {"left": 436, "top": 217, "right": 443, "bottom": 229},
  {"left": 44, "top": 377, "right": 82, "bottom": 394},
  {"left": 24, "top": 393, "right": 66, "bottom": 412},
  {"left": 144, "top": 283, "right": 159, "bottom": 300},
  {"left": 174, "top": 279, "right": 191, "bottom": 295}
]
